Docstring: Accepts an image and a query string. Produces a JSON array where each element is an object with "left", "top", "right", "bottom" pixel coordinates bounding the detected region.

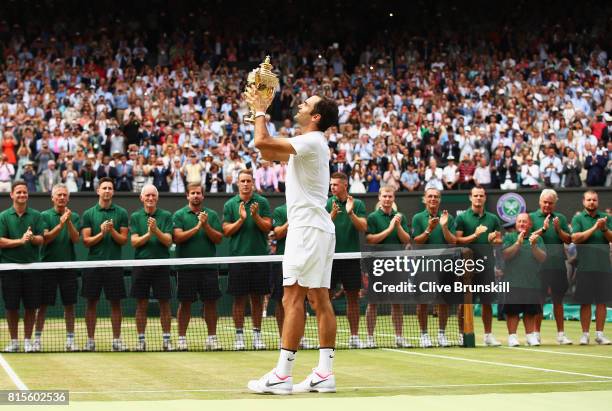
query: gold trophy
[{"left": 244, "top": 56, "right": 279, "bottom": 123}]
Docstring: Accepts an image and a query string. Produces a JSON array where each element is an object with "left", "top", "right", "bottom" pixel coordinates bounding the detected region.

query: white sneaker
[
  {"left": 348, "top": 335, "right": 365, "bottom": 349},
  {"left": 24, "top": 340, "right": 34, "bottom": 353},
  {"left": 395, "top": 336, "right": 412, "bottom": 348},
  {"left": 526, "top": 333, "right": 540, "bottom": 346},
  {"left": 162, "top": 340, "right": 174, "bottom": 351},
  {"left": 83, "top": 340, "right": 96, "bottom": 352},
  {"left": 206, "top": 336, "right": 221, "bottom": 351},
  {"left": 253, "top": 333, "right": 266, "bottom": 350},
  {"left": 437, "top": 332, "right": 451, "bottom": 347},
  {"left": 365, "top": 335, "right": 376, "bottom": 349},
  {"left": 458, "top": 333, "right": 464, "bottom": 346},
  {"left": 247, "top": 369, "right": 293, "bottom": 395},
  {"left": 177, "top": 338, "right": 188, "bottom": 351},
  {"left": 4, "top": 341, "right": 19, "bottom": 353},
  {"left": 112, "top": 339, "right": 129, "bottom": 352},
  {"left": 534, "top": 332, "right": 541, "bottom": 344},
  {"left": 579, "top": 334, "right": 589, "bottom": 345},
  {"left": 595, "top": 334, "right": 611, "bottom": 345},
  {"left": 293, "top": 369, "right": 336, "bottom": 393},
  {"left": 134, "top": 340, "right": 147, "bottom": 352},
  {"left": 65, "top": 339, "right": 76, "bottom": 352},
  {"left": 33, "top": 338, "right": 42, "bottom": 352},
  {"left": 484, "top": 333, "right": 502, "bottom": 347},
  {"left": 419, "top": 333, "right": 433, "bottom": 348},
  {"left": 508, "top": 334, "right": 520, "bottom": 347},
  {"left": 235, "top": 334, "right": 246, "bottom": 350},
  {"left": 556, "top": 334, "right": 573, "bottom": 345},
  {"left": 300, "top": 336, "right": 316, "bottom": 349}
]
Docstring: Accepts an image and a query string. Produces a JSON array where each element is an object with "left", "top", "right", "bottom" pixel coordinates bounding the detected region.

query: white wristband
[{"left": 255, "top": 111, "right": 266, "bottom": 118}]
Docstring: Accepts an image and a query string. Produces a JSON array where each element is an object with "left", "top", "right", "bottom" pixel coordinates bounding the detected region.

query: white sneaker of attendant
[
  {"left": 556, "top": 333, "right": 573, "bottom": 345},
  {"left": 365, "top": 335, "right": 376, "bottom": 349},
  {"left": 177, "top": 338, "right": 188, "bottom": 351},
  {"left": 484, "top": 333, "right": 502, "bottom": 347},
  {"left": 162, "top": 340, "right": 174, "bottom": 351},
  {"left": 579, "top": 334, "right": 589, "bottom": 345},
  {"left": 348, "top": 335, "right": 365, "bottom": 349},
  {"left": 83, "top": 340, "right": 96, "bottom": 352},
  {"left": 300, "top": 336, "right": 316, "bottom": 349},
  {"left": 24, "top": 339, "right": 34, "bottom": 353},
  {"left": 595, "top": 333, "right": 611, "bottom": 345},
  {"left": 3, "top": 341, "right": 19, "bottom": 353},
  {"left": 235, "top": 334, "right": 246, "bottom": 350},
  {"left": 458, "top": 333, "right": 464, "bottom": 346},
  {"left": 293, "top": 369, "right": 336, "bottom": 393},
  {"left": 206, "top": 335, "right": 221, "bottom": 351},
  {"left": 526, "top": 333, "right": 540, "bottom": 346},
  {"left": 508, "top": 334, "right": 520, "bottom": 347},
  {"left": 65, "top": 339, "right": 76, "bottom": 352},
  {"left": 112, "top": 339, "right": 129, "bottom": 352},
  {"left": 134, "top": 340, "right": 147, "bottom": 352},
  {"left": 534, "top": 332, "right": 541, "bottom": 344},
  {"left": 33, "top": 338, "right": 42, "bottom": 352},
  {"left": 419, "top": 333, "right": 433, "bottom": 348},
  {"left": 395, "top": 336, "right": 412, "bottom": 348},
  {"left": 437, "top": 332, "right": 451, "bottom": 347},
  {"left": 253, "top": 333, "right": 266, "bottom": 350},
  {"left": 247, "top": 369, "right": 293, "bottom": 395}
]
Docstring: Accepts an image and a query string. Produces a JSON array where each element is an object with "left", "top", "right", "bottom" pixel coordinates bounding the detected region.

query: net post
[{"left": 460, "top": 247, "right": 476, "bottom": 348}]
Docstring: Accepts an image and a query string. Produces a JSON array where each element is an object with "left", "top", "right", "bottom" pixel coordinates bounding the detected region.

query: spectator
[
  {"left": 458, "top": 154, "right": 476, "bottom": 190},
  {"left": 169, "top": 157, "right": 186, "bottom": 193},
  {"left": 38, "top": 160, "right": 61, "bottom": 193},
  {"left": 349, "top": 165, "right": 367, "bottom": 194},
  {"left": 400, "top": 163, "right": 421, "bottom": 192},
  {"left": 521, "top": 156, "right": 541, "bottom": 188},
  {"left": 366, "top": 163, "right": 381, "bottom": 193},
  {"left": 181, "top": 152, "right": 205, "bottom": 187},
  {"left": 442, "top": 155, "right": 459, "bottom": 190},
  {"left": 0, "top": 154, "right": 15, "bottom": 192},
  {"left": 150, "top": 157, "right": 171, "bottom": 192},
  {"left": 424, "top": 158, "right": 443, "bottom": 191},
  {"left": 474, "top": 157, "right": 492, "bottom": 189},
  {"left": 115, "top": 154, "right": 133, "bottom": 192},
  {"left": 498, "top": 148, "right": 519, "bottom": 190},
  {"left": 584, "top": 145, "right": 607, "bottom": 186},
  {"left": 562, "top": 149, "right": 583, "bottom": 188},
  {"left": 96, "top": 155, "right": 118, "bottom": 184},
  {"left": 540, "top": 147, "right": 563, "bottom": 188},
  {"left": 205, "top": 162, "right": 225, "bottom": 193},
  {"left": 254, "top": 160, "right": 279, "bottom": 193},
  {"left": 382, "top": 163, "right": 400, "bottom": 192}
]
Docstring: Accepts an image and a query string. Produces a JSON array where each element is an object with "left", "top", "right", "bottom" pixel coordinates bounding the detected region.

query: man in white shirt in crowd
[
  {"left": 539, "top": 146, "right": 563, "bottom": 188},
  {"left": 521, "top": 156, "right": 540, "bottom": 188},
  {"left": 442, "top": 155, "right": 459, "bottom": 190}
]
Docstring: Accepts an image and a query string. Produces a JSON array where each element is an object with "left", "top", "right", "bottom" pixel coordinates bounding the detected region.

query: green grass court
[{"left": 0, "top": 318, "right": 611, "bottom": 410}]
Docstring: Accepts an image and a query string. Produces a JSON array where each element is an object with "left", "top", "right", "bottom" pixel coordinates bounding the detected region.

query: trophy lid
[{"left": 258, "top": 56, "right": 279, "bottom": 88}]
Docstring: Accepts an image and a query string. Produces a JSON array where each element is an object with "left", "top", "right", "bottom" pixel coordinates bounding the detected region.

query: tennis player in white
[{"left": 245, "top": 87, "right": 338, "bottom": 394}]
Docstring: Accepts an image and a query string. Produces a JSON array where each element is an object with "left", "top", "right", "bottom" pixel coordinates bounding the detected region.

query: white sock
[
  {"left": 11, "top": 339, "right": 18, "bottom": 345},
  {"left": 275, "top": 349, "right": 296, "bottom": 377},
  {"left": 583, "top": 332, "right": 590, "bottom": 338},
  {"left": 24, "top": 338, "right": 31, "bottom": 344},
  {"left": 558, "top": 331, "right": 565, "bottom": 337},
  {"left": 596, "top": 331, "right": 604, "bottom": 338},
  {"left": 509, "top": 333, "right": 518, "bottom": 339},
  {"left": 439, "top": 329, "right": 445, "bottom": 335},
  {"left": 88, "top": 338, "right": 95, "bottom": 344},
  {"left": 179, "top": 336, "right": 186, "bottom": 341},
  {"left": 316, "top": 348, "right": 335, "bottom": 375}
]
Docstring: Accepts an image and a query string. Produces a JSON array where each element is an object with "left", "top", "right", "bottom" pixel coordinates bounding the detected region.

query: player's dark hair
[{"left": 312, "top": 97, "right": 339, "bottom": 132}]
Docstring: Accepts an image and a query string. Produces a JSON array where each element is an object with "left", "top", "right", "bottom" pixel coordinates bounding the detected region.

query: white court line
[
  {"left": 68, "top": 379, "right": 612, "bottom": 395},
  {"left": 0, "top": 354, "right": 28, "bottom": 390},
  {"left": 500, "top": 346, "right": 612, "bottom": 359},
  {"left": 383, "top": 348, "right": 612, "bottom": 380}
]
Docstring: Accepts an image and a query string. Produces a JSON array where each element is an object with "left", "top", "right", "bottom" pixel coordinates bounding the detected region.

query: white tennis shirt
[{"left": 286, "top": 131, "right": 335, "bottom": 234}]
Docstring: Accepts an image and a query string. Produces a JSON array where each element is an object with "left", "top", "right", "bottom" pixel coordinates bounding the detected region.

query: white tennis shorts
[{"left": 283, "top": 226, "right": 335, "bottom": 289}]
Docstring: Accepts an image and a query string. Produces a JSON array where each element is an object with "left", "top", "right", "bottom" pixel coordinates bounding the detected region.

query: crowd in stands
[{"left": 0, "top": 2, "right": 611, "bottom": 194}]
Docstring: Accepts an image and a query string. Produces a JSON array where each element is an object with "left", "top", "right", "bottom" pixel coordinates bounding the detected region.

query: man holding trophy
[{"left": 244, "top": 57, "right": 340, "bottom": 395}]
